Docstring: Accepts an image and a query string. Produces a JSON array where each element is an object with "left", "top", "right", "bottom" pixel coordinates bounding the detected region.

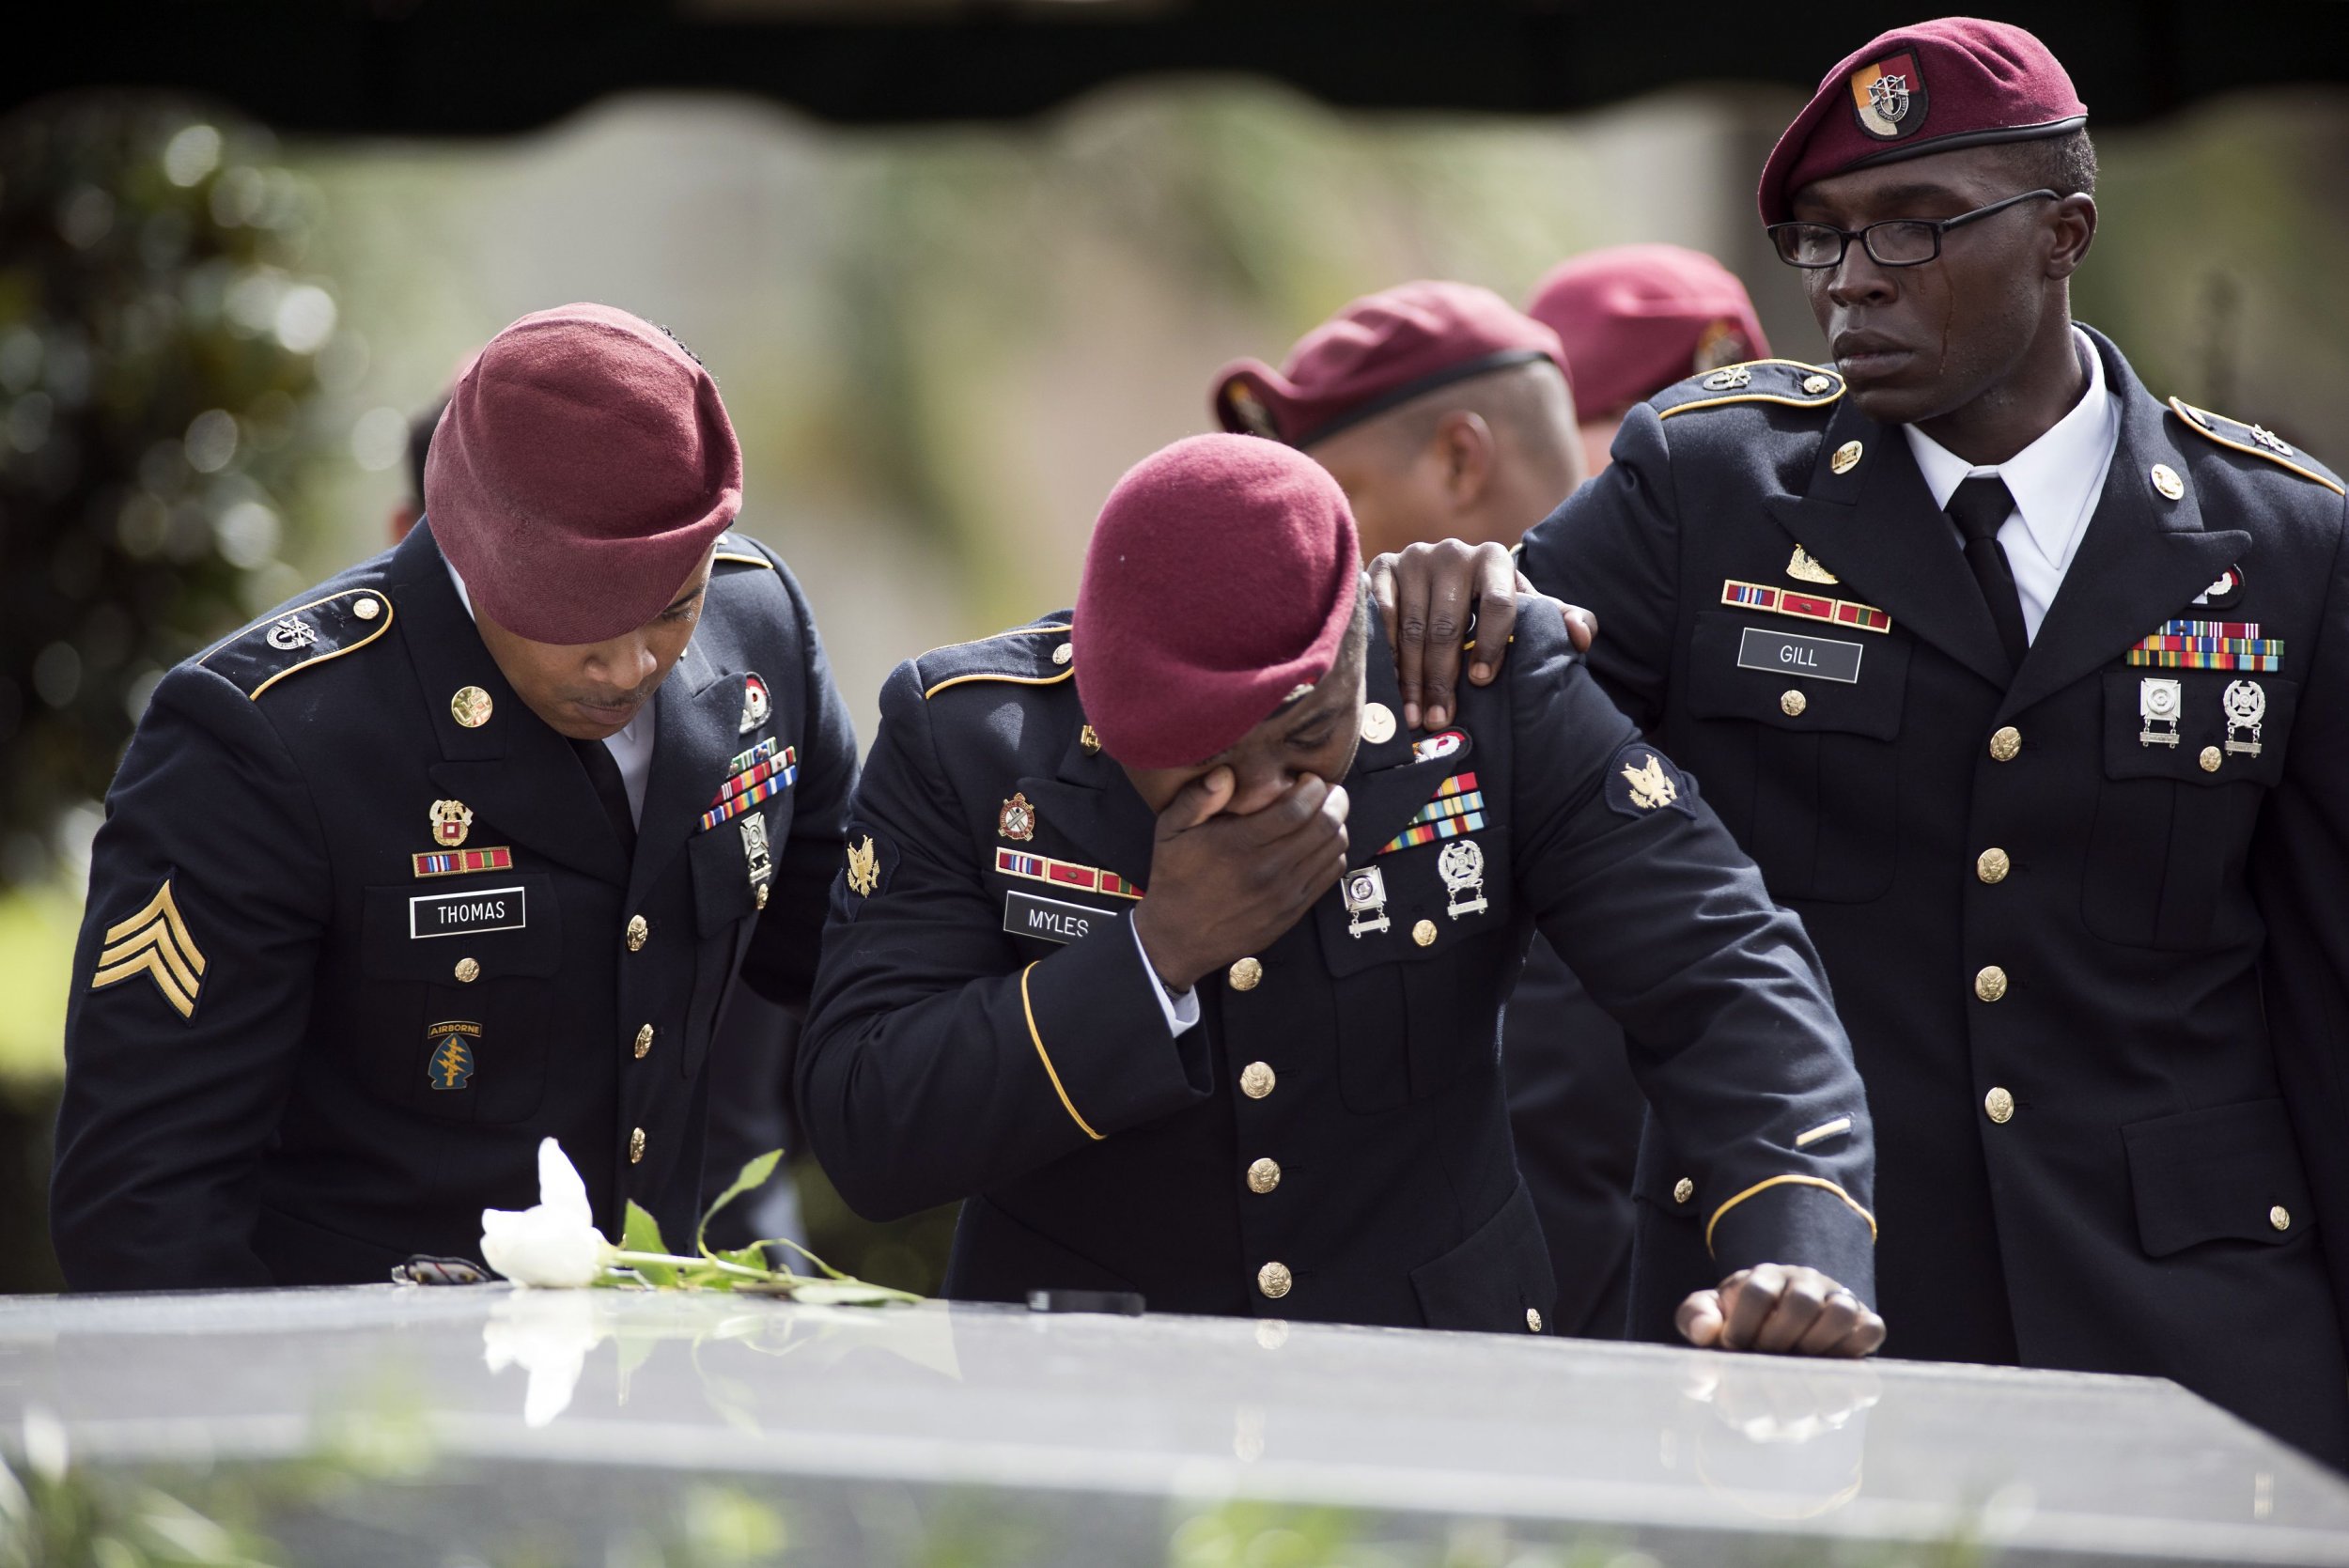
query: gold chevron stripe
[{"left": 89, "top": 880, "right": 205, "bottom": 1018}]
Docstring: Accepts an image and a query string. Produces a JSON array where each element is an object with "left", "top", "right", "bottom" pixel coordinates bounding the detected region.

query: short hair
[{"left": 2005, "top": 128, "right": 2098, "bottom": 198}]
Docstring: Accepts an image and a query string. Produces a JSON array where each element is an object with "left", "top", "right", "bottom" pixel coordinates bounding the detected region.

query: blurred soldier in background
[
  {"left": 1207, "top": 282, "right": 1641, "bottom": 1338},
  {"left": 1526, "top": 244, "right": 1772, "bottom": 477},
  {"left": 1377, "top": 19, "right": 2349, "bottom": 1464},
  {"left": 53, "top": 303, "right": 854, "bottom": 1288},
  {"left": 801, "top": 432, "right": 1886, "bottom": 1357}
]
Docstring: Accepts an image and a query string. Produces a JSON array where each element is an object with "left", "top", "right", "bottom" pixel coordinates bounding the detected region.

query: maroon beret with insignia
[
  {"left": 1073, "top": 434, "right": 1361, "bottom": 770},
  {"left": 425, "top": 303, "right": 743, "bottom": 645},
  {"left": 1525, "top": 245, "right": 1772, "bottom": 420},
  {"left": 1757, "top": 17, "right": 2089, "bottom": 225},
  {"left": 1210, "top": 281, "right": 1570, "bottom": 449}
]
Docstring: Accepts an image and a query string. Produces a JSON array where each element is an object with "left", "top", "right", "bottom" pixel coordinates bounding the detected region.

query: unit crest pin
[
  {"left": 998, "top": 792, "right": 1036, "bottom": 842},
  {"left": 739, "top": 812, "right": 774, "bottom": 908},
  {"left": 739, "top": 674, "right": 771, "bottom": 735},
  {"left": 1438, "top": 839, "right": 1488, "bottom": 922}
]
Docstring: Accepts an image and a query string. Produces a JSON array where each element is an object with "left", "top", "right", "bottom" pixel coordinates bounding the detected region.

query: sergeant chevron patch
[{"left": 89, "top": 878, "right": 208, "bottom": 1019}]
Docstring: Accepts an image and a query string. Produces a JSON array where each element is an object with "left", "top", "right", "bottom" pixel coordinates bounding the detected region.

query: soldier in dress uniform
[
  {"left": 1208, "top": 281, "right": 1643, "bottom": 1341},
  {"left": 51, "top": 303, "right": 857, "bottom": 1289},
  {"left": 1525, "top": 243, "right": 1771, "bottom": 479},
  {"left": 1374, "top": 18, "right": 2349, "bottom": 1463},
  {"left": 800, "top": 432, "right": 1885, "bottom": 1355}
]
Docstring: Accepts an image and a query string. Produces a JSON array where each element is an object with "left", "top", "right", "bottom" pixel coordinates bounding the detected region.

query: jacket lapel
[
  {"left": 627, "top": 641, "right": 749, "bottom": 909},
  {"left": 1998, "top": 332, "right": 2250, "bottom": 722},
  {"left": 1764, "top": 397, "right": 2015, "bottom": 691},
  {"left": 395, "top": 523, "right": 631, "bottom": 888},
  {"left": 1012, "top": 722, "right": 1159, "bottom": 895},
  {"left": 1344, "top": 618, "right": 1459, "bottom": 868}
]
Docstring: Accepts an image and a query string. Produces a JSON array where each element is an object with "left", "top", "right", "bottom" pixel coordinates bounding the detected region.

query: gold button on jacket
[
  {"left": 1672, "top": 1177, "right": 1695, "bottom": 1205},
  {"left": 1239, "top": 1061, "right": 1276, "bottom": 1099},
  {"left": 629, "top": 1126, "right": 647, "bottom": 1163},
  {"left": 1989, "top": 726, "right": 2022, "bottom": 762},
  {"left": 1525, "top": 1307, "right": 1544, "bottom": 1333},
  {"left": 1781, "top": 689, "right": 1808, "bottom": 718},
  {"left": 1257, "top": 1261, "right": 1292, "bottom": 1299},
  {"left": 1974, "top": 965, "right": 2008, "bottom": 1002},
  {"left": 1976, "top": 847, "right": 2011, "bottom": 884},
  {"left": 625, "top": 914, "right": 650, "bottom": 953},
  {"left": 1228, "top": 956, "right": 1263, "bottom": 992},
  {"left": 1411, "top": 920, "right": 1438, "bottom": 947},
  {"left": 1984, "top": 1087, "right": 2015, "bottom": 1125},
  {"left": 1246, "top": 1157, "right": 1282, "bottom": 1194},
  {"left": 632, "top": 1024, "right": 655, "bottom": 1060},
  {"left": 2272, "top": 1205, "right": 2294, "bottom": 1233}
]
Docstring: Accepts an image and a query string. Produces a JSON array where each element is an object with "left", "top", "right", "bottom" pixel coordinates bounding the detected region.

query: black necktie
[
  {"left": 1947, "top": 474, "right": 2030, "bottom": 675},
  {"left": 571, "top": 737, "right": 637, "bottom": 857}
]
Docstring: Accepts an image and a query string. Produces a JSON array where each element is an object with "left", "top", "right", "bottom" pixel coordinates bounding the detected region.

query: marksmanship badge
[{"left": 1438, "top": 838, "right": 1488, "bottom": 921}]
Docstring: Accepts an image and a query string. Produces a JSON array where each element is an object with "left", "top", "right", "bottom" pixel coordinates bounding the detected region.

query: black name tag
[
  {"left": 1737, "top": 627, "right": 1864, "bottom": 684},
  {"left": 410, "top": 884, "right": 526, "bottom": 939},
  {"left": 1003, "top": 891, "right": 1121, "bottom": 946}
]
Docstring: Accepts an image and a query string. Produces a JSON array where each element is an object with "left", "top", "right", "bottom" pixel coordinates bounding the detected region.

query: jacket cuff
[
  {"left": 1705, "top": 1175, "right": 1878, "bottom": 1305},
  {"left": 1019, "top": 919, "right": 1214, "bottom": 1140}
]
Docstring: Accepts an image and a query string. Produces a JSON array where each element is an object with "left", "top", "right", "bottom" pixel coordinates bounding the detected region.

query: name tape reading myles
[
  {"left": 409, "top": 885, "right": 527, "bottom": 940},
  {"left": 1737, "top": 627, "right": 1865, "bottom": 684},
  {"left": 1003, "top": 890, "right": 1125, "bottom": 946}
]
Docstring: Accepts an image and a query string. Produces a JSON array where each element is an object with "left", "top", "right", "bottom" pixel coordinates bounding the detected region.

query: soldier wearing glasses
[{"left": 1373, "top": 19, "right": 2349, "bottom": 1463}]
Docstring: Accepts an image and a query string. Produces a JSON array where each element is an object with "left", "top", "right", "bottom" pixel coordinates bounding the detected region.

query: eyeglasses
[{"left": 1767, "top": 189, "right": 2061, "bottom": 270}]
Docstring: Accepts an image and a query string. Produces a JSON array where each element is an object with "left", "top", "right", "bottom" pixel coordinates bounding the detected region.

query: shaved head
[{"left": 1304, "top": 358, "right": 1583, "bottom": 563}]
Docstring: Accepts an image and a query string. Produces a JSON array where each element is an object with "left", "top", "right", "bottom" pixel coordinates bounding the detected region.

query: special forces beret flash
[
  {"left": 1071, "top": 434, "right": 1360, "bottom": 769},
  {"left": 1757, "top": 17, "right": 2089, "bottom": 225},
  {"left": 1211, "top": 280, "right": 1570, "bottom": 448},
  {"left": 424, "top": 302, "right": 744, "bottom": 645}
]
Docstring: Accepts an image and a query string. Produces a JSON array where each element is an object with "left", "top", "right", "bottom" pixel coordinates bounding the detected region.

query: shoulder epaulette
[
  {"left": 199, "top": 587, "right": 396, "bottom": 700},
  {"left": 2168, "top": 398, "right": 2345, "bottom": 496},
  {"left": 710, "top": 531, "right": 777, "bottom": 570},
  {"left": 916, "top": 615, "right": 1074, "bottom": 700},
  {"left": 1654, "top": 359, "right": 1845, "bottom": 420}
]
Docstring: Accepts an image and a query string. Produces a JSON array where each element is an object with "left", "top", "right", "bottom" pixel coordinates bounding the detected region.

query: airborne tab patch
[{"left": 90, "top": 878, "right": 208, "bottom": 1020}]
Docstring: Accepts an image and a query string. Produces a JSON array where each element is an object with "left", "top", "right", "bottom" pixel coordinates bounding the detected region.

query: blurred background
[{"left": 4, "top": 1, "right": 2347, "bottom": 1292}]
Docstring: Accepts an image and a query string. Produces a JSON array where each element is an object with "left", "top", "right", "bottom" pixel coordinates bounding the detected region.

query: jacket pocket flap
[
  {"left": 1685, "top": 610, "right": 1908, "bottom": 738},
  {"left": 1408, "top": 1177, "right": 1554, "bottom": 1332},
  {"left": 2123, "top": 1098, "right": 2312, "bottom": 1257}
]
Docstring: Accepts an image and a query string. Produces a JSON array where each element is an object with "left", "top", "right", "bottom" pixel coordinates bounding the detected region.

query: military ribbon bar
[
  {"left": 412, "top": 846, "right": 515, "bottom": 878},
  {"left": 710, "top": 747, "right": 799, "bottom": 810},
  {"left": 2124, "top": 619, "right": 2283, "bottom": 672},
  {"left": 993, "top": 847, "right": 1143, "bottom": 900},
  {"left": 699, "top": 759, "right": 799, "bottom": 831},
  {"left": 723, "top": 736, "right": 780, "bottom": 778},
  {"left": 1379, "top": 772, "right": 1488, "bottom": 855},
  {"left": 1721, "top": 579, "right": 1893, "bottom": 635}
]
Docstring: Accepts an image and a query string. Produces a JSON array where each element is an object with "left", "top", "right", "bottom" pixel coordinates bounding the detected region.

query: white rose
[{"left": 480, "top": 1138, "right": 612, "bottom": 1288}]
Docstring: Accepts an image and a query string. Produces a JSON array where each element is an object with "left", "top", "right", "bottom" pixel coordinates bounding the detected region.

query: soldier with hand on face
[
  {"left": 1375, "top": 18, "right": 2349, "bottom": 1464},
  {"left": 53, "top": 303, "right": 856, "bottom": 1290},
  {"left": 1209, "top": 281, "right": 1643, "bottom": 1341},
  {"left": 800, "top": 432, "right": 1884, "bottom": 1357},
  {"left": 1525, "top": 243, "right": 1772, "bottom": 479}
]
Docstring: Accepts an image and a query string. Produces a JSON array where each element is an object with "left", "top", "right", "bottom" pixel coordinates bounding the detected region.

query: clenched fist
[{"left": 1677, "top": 1264, "right": 1887, "bottom": 1358}]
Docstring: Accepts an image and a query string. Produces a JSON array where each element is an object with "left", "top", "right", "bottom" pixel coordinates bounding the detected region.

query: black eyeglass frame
[{"left": 1766, "top": 188, "right": 2062, "bottom": 270}]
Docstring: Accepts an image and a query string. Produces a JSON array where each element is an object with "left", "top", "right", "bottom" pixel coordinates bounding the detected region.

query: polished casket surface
[{"left": 2, "top": 1284, "right": 2344, "bottom": 1565}]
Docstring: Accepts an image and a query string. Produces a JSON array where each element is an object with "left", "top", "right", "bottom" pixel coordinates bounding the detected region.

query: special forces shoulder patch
[
  {"left": 915, "top": 616, "right": 1076, "bottom": 701},
  {"left": 2168, "top": 398, "right": 2346, "bottom": 496},
  {"left": 1655, "top": 360, "right": 1844, "bottom": 422},
  {"left": 89, "top": 877, "right": 208, "bottom": 1019},
  {"left": 1605, "top": 742, "right": 1697, "bottom": 821},
  {"left": 199, "top": 587, "right": 395, "bottom": 700}
]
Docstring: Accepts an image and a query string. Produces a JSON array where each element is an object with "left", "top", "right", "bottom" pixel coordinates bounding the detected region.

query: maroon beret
[
  {"left": 425, "top": 303, "right": 743, "bottom": 645},
  {"left": 1073, "top": 434, "right": 1361, "bottom": 770},
  {"left": 1525, "top": 245, "right": 1772, "bottom": 420},
  {"left": 1758, "top": 18, "right": 2088, "bottom": 225},
  {"left": 1210, "top": 281, "right": 1570, "bottom": 448}
]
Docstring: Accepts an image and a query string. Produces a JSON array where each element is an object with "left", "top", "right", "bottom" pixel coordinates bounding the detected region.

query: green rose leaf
[
  {"left": 622, "top": 1203, "right": 678, "bottom": 1288},
  {"left": 696, "top": 1149, "right": 784, "bottom": 1257}
]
